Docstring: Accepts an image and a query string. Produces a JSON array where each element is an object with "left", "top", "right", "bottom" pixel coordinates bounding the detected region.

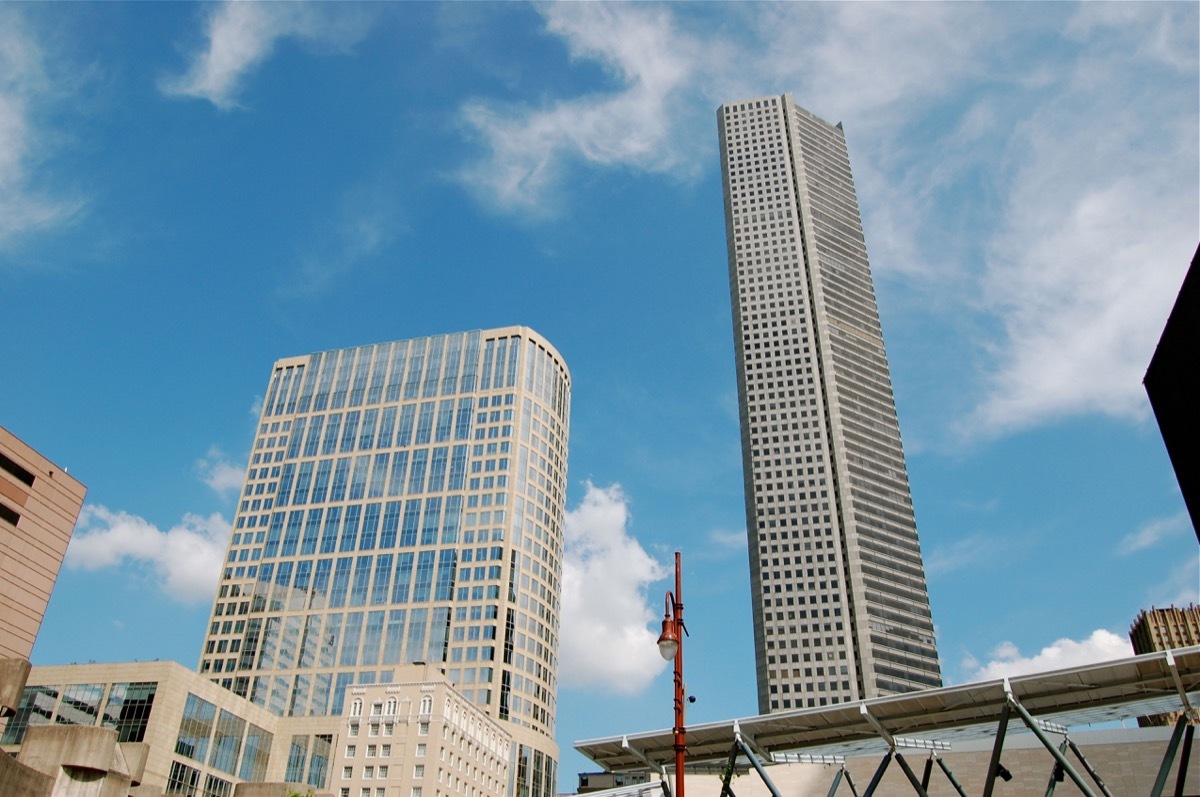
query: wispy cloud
[
  {"left": 925, "top": 533, "right": 1006, "bottom": 577},
  {"left": 458, "top": 3, "right": 717, "bottom": 216},
  {"left": 282, "top": 181, "right": 406, "bottom": 298},
  {"left": 0, "top": 8, "right": 84, "bottom": 252},
  {"left": 1118, "top": 511, "right": 1190, "bottom": 555},
  {"left": 708, "top": 529, "right": 746, "bottom": 551},
  {"left": 559, "top": 482, "right": 670, "bottom": 694},
  {"left": 456, "top": 3, "right": 1197, "bottom": 442},
  {"left": 66, "top": 505, "right": 231, "bottom": 605},
  {"left": 964, "top": 4, "right": 1198, "bottom": 438},
  {"left": 196, "top": 446, "right": 246, "bottom": 498},
  {"left": 962, "top": 629, "right": 1132, "bottom": 683},
  {"left": 160, "top": 2, "right": 372, "bottom": 111}
]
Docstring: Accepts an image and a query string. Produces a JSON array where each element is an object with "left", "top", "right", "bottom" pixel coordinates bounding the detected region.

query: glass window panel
[
  {"left": 175, "top": 693, "right": 217, "bottom": 762},
  {"left": 208, "top": 710, "right": 245, "bottom": 775}
]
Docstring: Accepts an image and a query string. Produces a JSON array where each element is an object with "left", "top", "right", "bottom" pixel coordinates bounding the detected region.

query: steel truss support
[
  {"left": 1064, "top": 737, "right": 1114, "bottom": 797},
  {"left": 824, "top": 765, "right": 860, "bottom": 797},
  {"left": 981, "top": 701, "right": 1011, "bottom": 797},
  {"left": 1007, "top": 693, "right": 1099, "bottom": 797},
  {"left": 717, "top": 726, "right": 783, "bottom": 797},
  {"left": 734, "top": 734, "right": 782, "bottom": 797},
  {"left": 718, "top": 733, "right": 739, "bottom": 797},
  {"left": 933, "top": 755, "right": 970, "bottom": 797},
  {"left": 1150, "top": 713, "right": 1196, "bottom": 797},
  {"left": 1044, "top": 739, "right": 1069, "bottom": 797}
]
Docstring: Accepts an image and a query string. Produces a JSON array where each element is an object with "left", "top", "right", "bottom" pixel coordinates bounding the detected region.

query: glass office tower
[
  {"left": 719, "top": 95, "right": 941, "bottom": 713},
  {"left": 198, "top": 326, "right": 569, "bottom": 797}
]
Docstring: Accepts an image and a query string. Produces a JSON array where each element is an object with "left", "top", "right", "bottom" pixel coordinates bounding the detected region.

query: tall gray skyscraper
[
  {"left": 718, "top": 95, "right": 941, "bottom": 713},
  {"left": 198, "top": 327, "right": 569, "bottom": 797}
]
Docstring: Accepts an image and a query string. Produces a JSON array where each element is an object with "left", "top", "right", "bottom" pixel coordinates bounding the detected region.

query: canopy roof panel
[{"left": 576, "top": 646, "right": 1200, "bottom": 770}]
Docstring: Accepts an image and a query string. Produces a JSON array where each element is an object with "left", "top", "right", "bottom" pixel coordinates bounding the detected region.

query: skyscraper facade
[
  {"left": 1, "top": 425, "right": 86, "bottom": 661},
  {"left": 198, "top": 326, "right": 569, "bottom": 797},
  {"left": 718, "top": 95, "right": 941, "bottom": 713}
]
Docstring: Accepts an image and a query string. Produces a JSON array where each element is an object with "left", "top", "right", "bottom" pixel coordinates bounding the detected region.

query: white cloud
[
  {"left": 66, "top": 505, "right": 231, "bottom": 605},
  {"left": 196, "top": 446, "right": 246, "bottom": 498},
  {"left": 160, "top": 2, "right": 371, "bottom": 110},
  {"left": 964, "top": 6, "right": 1198, "bottom": 438},
  {"left": 0, "top": 8, "right": 84, "bottom": 251},
  {"left": 458, "top": 3, "right": 716, "bottom": 215},
  {"left": 1118, "top": 511, "right": 1190, "bottom": 555},
  {"left": 456, "top": 4, "right": 1197, "bottom": 441},
  {"left": 964, "top": 629, "right": 1133, "bottom": 683},
  {"left": 559, "top": 482, "right": 670, "bottom": 694}
]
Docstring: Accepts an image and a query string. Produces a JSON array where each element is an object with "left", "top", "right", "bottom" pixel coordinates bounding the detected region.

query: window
[
  {"left": 414, "top": 765, "right": 425, "bottom": 779},
  {"left": 348, "top": 723, "right": 359, "bottom": 737},
  {"left": 364, "top": 766, "right": 374, "bottom": 779},
  {"left": 414, "top": 744, "right": 424, "bottom": 757},
  {"left": 366, "top": 745, "right": 376, "bottom": 758},
  {"left": 346, "top": 745, "right": 356, "bottom": 758},
  {"left": 382, "top": 744, "right": 392, "bottom": 757},
  {"left": 378, "top": 766, "right": 388, "bottom": 778},
  {"left": 342, "top": 767, "right": 353, "bottom": 779},
  {"left": 412, "top": 789, "right": 423, "bottom": 797}
]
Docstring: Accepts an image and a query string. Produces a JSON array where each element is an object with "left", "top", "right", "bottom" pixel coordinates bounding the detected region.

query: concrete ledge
[
  {"left": 19, "top": 725, "right": 131, "bottom": 778},
  {"left": 0, "top": 747, "right": 53, "bottom": 797},
  {"left": 0, "top": 658, "right": 32, "bottom": 717}
]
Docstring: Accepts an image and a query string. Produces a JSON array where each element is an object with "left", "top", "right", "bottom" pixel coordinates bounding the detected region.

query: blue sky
[{"left": 3, "top": 1, "right": 1198, "bottom": 788}]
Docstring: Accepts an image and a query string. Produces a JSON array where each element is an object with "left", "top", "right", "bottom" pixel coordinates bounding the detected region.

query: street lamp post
[{"left": 656, "top": 552, "right": 686, "bottom": 797}]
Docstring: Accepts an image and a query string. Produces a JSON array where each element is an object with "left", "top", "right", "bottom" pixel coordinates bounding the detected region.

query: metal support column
[
  {"left": 1172, "top": 723, "right": 1195, "bottom": 797},
  {"left": 1044, "top": 739, "right": 1068, "bottom": 797},
  {"left": 1150, "top": 714, "right": 1190, "bottom": 797},
  {"left": 920, "top": 757, "right": 933, "bottom": 791},
  {"left": 718, "top": 738, "right": 739, "bottom": 797},
  {"left": 1064, "top": 738, "right": 1114, "bottom": 797},
  {"left": 735, "top": 736, "right": 783, "bottom": 797},
  {"left": 862, "top": 751, "right": 893, "bottom": 797},
  {"left": 894, "top": 753, "right": 930, "bottom": 797},
  {"left": 1008, "top": 698, "right": 1099, "bottom": 797},
  {"left": 980, "top": 701, "right": 1010, "bottom": 797},
  {"left": 843, "top": 767, "right": 861, "bottom": 797},
  {"left": 825, "top": 769, "right": 844, "bottom": 797},
  {"left": 934, "top": 756, "right": 970, "bottom": 797}
]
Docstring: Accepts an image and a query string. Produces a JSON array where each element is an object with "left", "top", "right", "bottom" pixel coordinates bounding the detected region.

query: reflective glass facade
[
  {"left": 198, "top": 326, "right": 569, "bottom": 797},
  {"left": 719, "top": 95, "right": 941, "bottom": 712}
]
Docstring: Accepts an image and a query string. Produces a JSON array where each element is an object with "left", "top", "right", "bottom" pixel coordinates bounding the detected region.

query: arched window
[
  {"left": 350, "top": 699, "right": 363, "bottom": 717},
  {"left": 419, "top": 696, "right": 433, "bottom": 716},
  {"left": 386, "top": 697, "right": 397, "bottom": 716}
]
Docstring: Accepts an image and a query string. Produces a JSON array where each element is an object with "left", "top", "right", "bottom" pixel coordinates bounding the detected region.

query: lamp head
[{"left": 657, "top": 618, "right": 680, "bottom": 661}]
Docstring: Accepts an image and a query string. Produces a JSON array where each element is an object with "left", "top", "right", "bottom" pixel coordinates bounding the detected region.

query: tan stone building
[
  {"left": 1, "top": 660, "right": 512, "bottom": 797},
  {"left": 0, "top": 425, "right": 86, "bottom": 660},
  {"left": 331, "top": 664, "right": 510, "bottom": 797},
  {"left": 1130, "top": 604, "right": 1200, "bottom": 726}
]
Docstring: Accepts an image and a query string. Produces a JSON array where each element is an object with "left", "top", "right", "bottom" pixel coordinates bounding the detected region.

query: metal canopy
[{"left": 576, "top": 646, "right": 1200, "bottom": 772}]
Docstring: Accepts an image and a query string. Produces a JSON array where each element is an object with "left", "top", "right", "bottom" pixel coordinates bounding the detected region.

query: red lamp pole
[{"left": 656, "top": 552, "right": 686, "bottom": 797}]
